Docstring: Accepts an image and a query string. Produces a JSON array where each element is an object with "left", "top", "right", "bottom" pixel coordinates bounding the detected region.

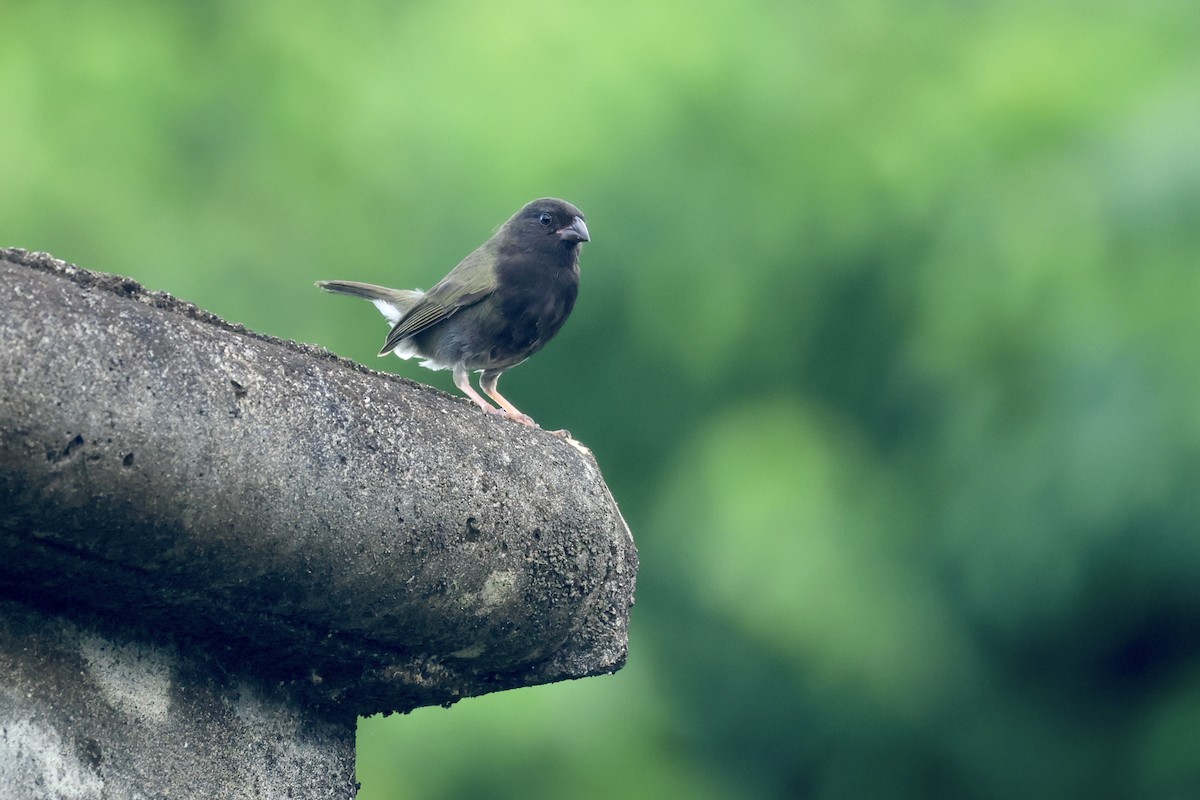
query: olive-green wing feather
[{"left": 379, "top": 246, "right": 498, "bottom": 355}]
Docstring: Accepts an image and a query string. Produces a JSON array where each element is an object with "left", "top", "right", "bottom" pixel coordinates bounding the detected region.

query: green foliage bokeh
[{"left": 4, "top": 1, "right": 1200, "bottom": 797}]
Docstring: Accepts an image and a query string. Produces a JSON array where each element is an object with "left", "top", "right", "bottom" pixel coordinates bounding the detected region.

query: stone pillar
[{"left": 0, "top": 249, "right": 637, "bottom": 799}]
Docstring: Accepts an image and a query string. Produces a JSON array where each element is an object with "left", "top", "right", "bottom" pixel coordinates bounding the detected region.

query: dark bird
[{"left": 317, "top": 197, "right": 589, "bottom": 428}]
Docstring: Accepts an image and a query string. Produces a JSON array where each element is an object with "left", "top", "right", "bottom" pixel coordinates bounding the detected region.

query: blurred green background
[{"left": 5, "top": 0, "right": 1200, "bottom": 797}]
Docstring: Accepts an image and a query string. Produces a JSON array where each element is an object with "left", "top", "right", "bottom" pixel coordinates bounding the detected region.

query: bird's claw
[{"left": 485, "top": 407, "right": 538, "bottom": 427}]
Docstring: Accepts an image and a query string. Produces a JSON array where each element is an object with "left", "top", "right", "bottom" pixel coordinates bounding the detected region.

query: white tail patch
[
  {"left": 371, "top": 299, "right": 405, "bottom": 326},
  {"left": 392, "top": 341, "right": 420, "bottom": 360}
]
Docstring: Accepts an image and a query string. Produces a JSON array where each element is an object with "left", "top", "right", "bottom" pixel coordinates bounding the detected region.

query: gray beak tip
[{"left": 558, "top": 216, "right": 590, "bottom": 243}]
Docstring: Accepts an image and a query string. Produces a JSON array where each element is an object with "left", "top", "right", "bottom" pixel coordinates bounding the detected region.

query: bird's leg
[
  {"left": 453, "top": 364, "right": 499, "bottom": 415},
  {"left": 479, "top": 370, "right": 537, "bottom": 427}
]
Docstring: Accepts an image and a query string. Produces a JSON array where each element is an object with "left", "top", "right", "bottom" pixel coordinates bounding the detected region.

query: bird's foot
[{"left": 486, "top": 407, "right": 538, "bottom": 427}]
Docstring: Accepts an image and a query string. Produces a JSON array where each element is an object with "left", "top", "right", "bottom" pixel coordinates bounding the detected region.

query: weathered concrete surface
[
  {"left": 0, "top": 248, "right": 638, "bottom": 716},
  {"left": 0, "top": 599, "right": 358, "bottom": 800}
]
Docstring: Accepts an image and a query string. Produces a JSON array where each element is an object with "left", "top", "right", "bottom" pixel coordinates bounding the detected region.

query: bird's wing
[{"left": 379, "top": 247, "right": 497, "bottom": 353}]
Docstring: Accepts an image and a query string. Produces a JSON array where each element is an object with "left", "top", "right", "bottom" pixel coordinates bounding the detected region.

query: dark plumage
[{"left": 317, "top": 198, "right": 589, "bottom": 428}]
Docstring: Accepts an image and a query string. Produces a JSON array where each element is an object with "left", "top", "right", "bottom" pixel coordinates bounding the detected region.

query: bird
[{"left": 317, "top": 197, "right": 589, "bottom": 430}]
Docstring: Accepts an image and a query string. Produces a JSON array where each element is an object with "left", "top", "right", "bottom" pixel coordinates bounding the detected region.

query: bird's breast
[{"left": 471, "top": 265, "right": 576, "bottom": 366}]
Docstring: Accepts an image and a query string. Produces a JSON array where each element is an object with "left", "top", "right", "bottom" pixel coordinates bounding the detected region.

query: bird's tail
[{"left": 315, "top": 280, "right": 424, "bottom": 326}]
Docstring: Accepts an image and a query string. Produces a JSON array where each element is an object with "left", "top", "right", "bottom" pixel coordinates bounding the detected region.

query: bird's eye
[{"left": 538, "top": 213, "right": 553, "bottom": 227}]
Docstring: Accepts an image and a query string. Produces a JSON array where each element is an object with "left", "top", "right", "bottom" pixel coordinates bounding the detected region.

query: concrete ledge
[
  {"left": 0, "top": 599, "right": 357, "bottom": 799},
  {"left": 0, "top": 248, "right": 638, "bottom": 717}
]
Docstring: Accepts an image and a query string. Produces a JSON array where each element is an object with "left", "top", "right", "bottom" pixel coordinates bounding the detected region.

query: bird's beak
[{"left": 557, "top": 216, "right": 590, "bottom": 243}]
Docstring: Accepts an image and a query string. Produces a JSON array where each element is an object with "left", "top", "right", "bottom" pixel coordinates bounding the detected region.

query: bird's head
[{"left": 508, "top": 198, "right": 590, "bottom": 253}]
